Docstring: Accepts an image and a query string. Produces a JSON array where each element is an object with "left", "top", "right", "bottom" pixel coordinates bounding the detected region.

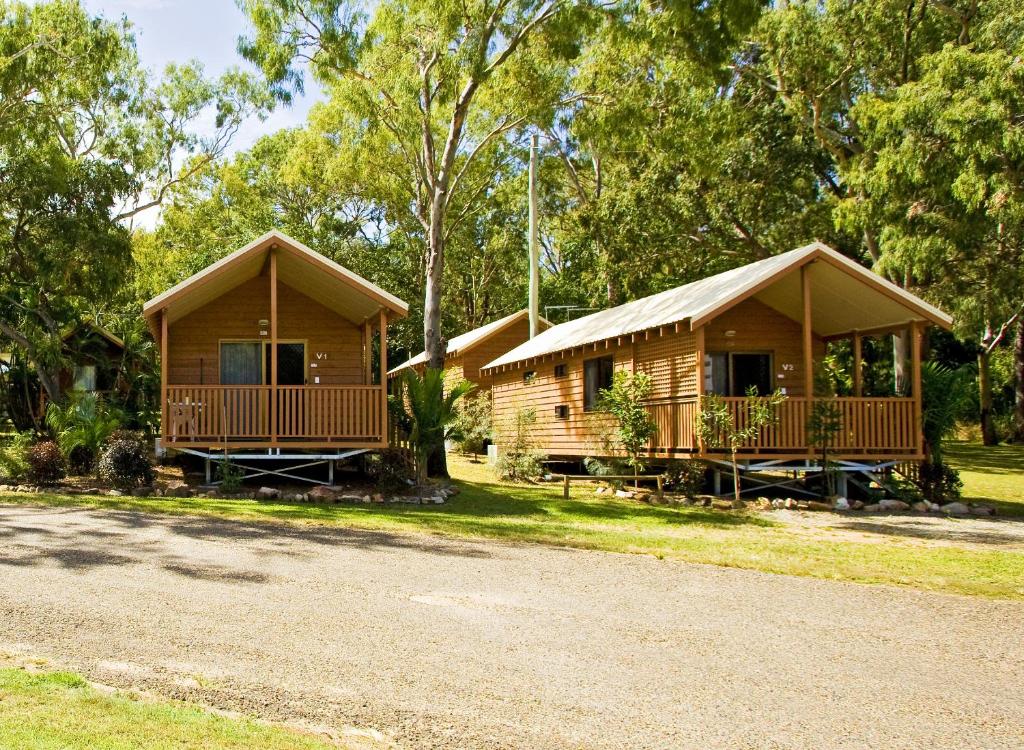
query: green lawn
[
  {"left": 946, "top": 441, "right": 1024, "bottom": 517},
  {"left": 0, "top": 667, "right": 337, "bottom": 749},
  {"left": 3, "top": 445, "right": 1024, "bottom": 599}
]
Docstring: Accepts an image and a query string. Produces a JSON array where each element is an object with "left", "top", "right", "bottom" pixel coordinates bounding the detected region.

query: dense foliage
[
  {"left": 96, "top": 431, "right": 155, "bottom": 490},
  {"left": 25, "top": 440, "right": 66, "bottom": 484},
  {"left": 0, "top": 0, "right": 1021, "bottom": 447}
]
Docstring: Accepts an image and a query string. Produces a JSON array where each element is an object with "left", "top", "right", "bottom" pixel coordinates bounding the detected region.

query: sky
[{"left": 81, "top": 0, "right": 325, "bottom": 226}]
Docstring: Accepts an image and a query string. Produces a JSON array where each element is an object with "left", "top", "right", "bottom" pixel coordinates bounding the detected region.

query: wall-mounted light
[
  {"left": 725, "top": 330, "right": 736, "bottom": 337},
  {"left": 258, "top": 319, "right": 269, "bottom": 336}
]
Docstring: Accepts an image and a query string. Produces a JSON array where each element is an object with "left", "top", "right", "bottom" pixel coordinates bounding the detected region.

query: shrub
[
  {"left": 918, "top": 461, "right": 963, "bottom": 504},
  {"left": 452, "top": 392, "right": 492, "bottom": 460},
  {"left": 97, "top": 431, "right": 154, "bottom": 490},
  {"left": 26, "top": 440, "right": 66, "bottom": 484},
  {"left": 496, "top": 406, "right": 544, "bottom": 482},
  {"left": 366, "top": 447, "right": 416, "bottom": 493},
  {"left": 664, "top": 459, "right": 707, "bottom": 500},
  {"left": 216, "top": 459, "right": 245, "bottom": 494},
  {"left": 0, "top": 431, "right": 33, "bottom": 480}
]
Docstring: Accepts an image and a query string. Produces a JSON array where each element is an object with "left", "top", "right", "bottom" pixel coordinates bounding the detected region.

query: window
[
  {"left": 554, "top": 404, "right": 569, "bottom": 420},
  {"left": 220, "top": 342, "right": 262, "bottom": 385},
  {"left": 523, "top": 370, "right": 536, "bottom": 384},
  {"left": 583, "top": 356, "right": 614, "bottom": 411},
  {"left": 72, "top": 365, "right": 97, "bottom": 392},
  {"left": 554, "top": 363, "right": 567, "bottom": 378},
  {"left": 706, "top": 352, "right": 772, "bottom": 396}
]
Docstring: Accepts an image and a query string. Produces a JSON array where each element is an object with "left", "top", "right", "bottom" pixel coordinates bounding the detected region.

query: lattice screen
[{"left": 634, "top": 331, "right": 697, "bottom": 398}]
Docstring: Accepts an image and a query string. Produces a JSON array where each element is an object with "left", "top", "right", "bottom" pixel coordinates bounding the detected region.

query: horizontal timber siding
[{"left": 167, "top": 275, "right": 364, "bottom": 386}]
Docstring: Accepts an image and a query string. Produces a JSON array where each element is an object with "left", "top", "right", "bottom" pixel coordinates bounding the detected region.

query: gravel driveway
[{"left": 0, "top": 504, "right": 1022, "bottom": 749}]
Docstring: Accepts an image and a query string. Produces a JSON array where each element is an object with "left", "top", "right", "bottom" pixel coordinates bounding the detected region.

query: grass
[
  {"left": 3, "top": 445, "right": 1024, "bottom": 599},
  {"left": 946, "top": 441, "right": 1024, "bottom": 517},
  {"left": 0, "top": 666, "right": 337, "bottom": 749}
]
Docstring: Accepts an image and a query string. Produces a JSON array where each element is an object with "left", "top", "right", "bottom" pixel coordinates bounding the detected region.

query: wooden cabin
[
  {"left": 387, "top": 309, "right": 550, "bottom": 390},
  {"left": 482, "top": 243, "right": 952, "bottom": 463},
  {"left": 143, "top": 231, "right": 408, "bottom": 451},
  {"left": 60, "top": 323, "right": 125, "bottom": 397}
]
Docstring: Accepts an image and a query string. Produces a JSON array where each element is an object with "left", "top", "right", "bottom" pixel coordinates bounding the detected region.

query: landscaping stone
[
  {"left": 879, "top": 499, "right": 910, "bottom": 512},
  {"left": 107, "top": 489, "right": 124, "bottom": 497},
  {"left": 771, "top": 498, "right": 786, "bottom": 510},
  {"left": 339, "top": 494, "right": 363, "bottom": 503},
  {"left": 783, "top": 498, "right": 798, "bottom": 509},
  {"left": 165, "top": 481, "right": 192, "bottom": 498},
  {"left": 370, "top": 494, "right": 383, "bottom": 503},
  {"left": 833, "top": 497, "right": 850, "bottom": 511},
  {"left": 594, "top": 487, "right": 606, "bottom": 495},
  {"left": 614, "top": 489, "right": 632, "bottom": 499},
  {"left": 130, "top": 486, "right": 153, "bottom": 497},
  {"left": 711, "top": 499, "right": 734, "bottom": 510},
  {"left": 307, "top": 486, "right": 336, "bottom": 502},
  {"left": 850, "top": 499, "right": 865, "bottom": 510},
  {"left": 807, "top": 501, "right": 832, "bottom": 512},
  {"left": 291, "top": 493, "right": 306, "bottom": 502},
  {"left": 447, "top": 486, "right": 460, "bottom": 496},
  {"left": 862, "top": 503, "right": 882, "bottom": 512},
  {"left": 970, "top": 504, "right": 995, "bottom": 516},
  {"left": 941, "top": 502, "right": 970, "bottom": 516},
  {"left": 256, "top": 487, "right": 280, "bottom": 500}
]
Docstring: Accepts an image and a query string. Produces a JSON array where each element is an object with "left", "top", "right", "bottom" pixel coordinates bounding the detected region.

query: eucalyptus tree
[
  {"left": 239, "top": 0, "right": 590, "bottom": 375},
  {"left": 534, "top": 0, "right": 846, "bottom": 309},
  {"left": 849, "top": 42, "right": 1024, "bottom": 444},
  {"left": 0, "top": 0, "right": 269, "bottom": 402},
  {"left": 746, "top": 0, "right": 1004, "bottom": 389}
]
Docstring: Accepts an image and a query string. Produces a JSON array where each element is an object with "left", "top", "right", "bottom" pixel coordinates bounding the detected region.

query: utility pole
[{"left": 528, "top": 133, "right": 540, "bottom": 339}]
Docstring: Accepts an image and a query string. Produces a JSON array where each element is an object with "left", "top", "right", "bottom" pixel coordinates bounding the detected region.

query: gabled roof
[
  {"left": 482, "top": 242, "right": 952, "bottom": 372},
  {"left": 142, "top": 230, "right": 408, "bottom": 338},
  {"left": 63, "top": 322, "right": 124, "bottom": 350},
  {"left": 388, "top": 309, "right": 551, "bottom": 376}
]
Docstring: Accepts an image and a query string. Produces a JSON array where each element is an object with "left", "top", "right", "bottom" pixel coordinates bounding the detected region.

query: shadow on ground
[
  {"left": 828, "top": 516, "right": 1024, "bottom": 547},
  {"left": 0, "top": 504, "right": 494, "bottom": 584}
]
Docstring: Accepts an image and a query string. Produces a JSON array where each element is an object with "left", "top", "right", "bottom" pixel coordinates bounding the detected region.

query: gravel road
[{"left": 0, "top": 503, "right": 1022, "bottom": 749}]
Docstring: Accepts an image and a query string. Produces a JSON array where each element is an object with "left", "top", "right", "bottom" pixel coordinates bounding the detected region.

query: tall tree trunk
[
  {"left": 1014, "top": 319, "right": 1024, "bottom": 442},
  {"left": 978, "top": 349, "right": 998, "bottom": 446},
  {"left": 423, "top": 193, "right": 449, "bottom": 478}
]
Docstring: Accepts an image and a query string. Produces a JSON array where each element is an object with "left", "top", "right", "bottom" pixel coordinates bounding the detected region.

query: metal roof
[
  {"left": 481, "top": 242, "right": 952, "bottom": 372},
  {"left": 388, "top": 309, "right": 550, "bottom": 375}
]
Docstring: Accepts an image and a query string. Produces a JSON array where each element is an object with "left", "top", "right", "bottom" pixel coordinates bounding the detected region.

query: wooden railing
[
  {"left": 164, "top": 385, "right": 383, "bottom": 444},
  {"left": 645, "top": 396, "right": 920, "bottom": 457}
]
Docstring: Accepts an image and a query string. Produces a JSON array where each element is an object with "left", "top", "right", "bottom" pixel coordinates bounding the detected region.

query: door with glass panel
[{"left": 266, "top": 342, "right": 306, "bottom": 437}]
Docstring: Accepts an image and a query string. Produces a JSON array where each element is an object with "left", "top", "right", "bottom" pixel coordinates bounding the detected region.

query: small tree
[
  {"left": 598, "top": 372, "right": 657, "bottom": 485},
  {"left": 806, "top": 399, "right": 844, "bottom": 498},
  {"left": 451, "top": 393, "right": 493, "bottom": 462},
  {"left": 495, "top": 406, "right": 544, "bottom": 482},
  {"left": 697, "top": 387, "right": 786, "bottom": 507},
  {"left": 400, "top": 368, "right": 474, "bottom": 484}
]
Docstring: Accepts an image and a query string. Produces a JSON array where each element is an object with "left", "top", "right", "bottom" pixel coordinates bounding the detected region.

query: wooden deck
[
  {"left": 647, "top": 396, "right": 921, "bottom": 460},
  {"left": 163, "top": 385, "right": 386, "bottom": 449}
]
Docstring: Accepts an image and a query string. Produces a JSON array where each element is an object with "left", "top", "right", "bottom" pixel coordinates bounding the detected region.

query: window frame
[
  {"left": 707, "top": 350, "right": 774, "bottom": 397},
  {"left": 583, "top": 355, "right": 614, "bottom": 412}
]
